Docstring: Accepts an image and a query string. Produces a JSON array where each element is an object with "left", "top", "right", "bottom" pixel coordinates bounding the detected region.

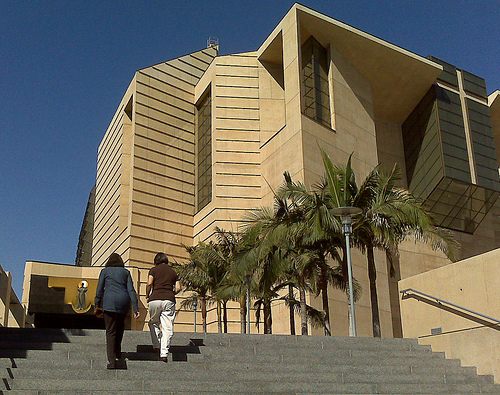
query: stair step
[{"left": 0, "top": 329, "right": 497, "bottom": 394}]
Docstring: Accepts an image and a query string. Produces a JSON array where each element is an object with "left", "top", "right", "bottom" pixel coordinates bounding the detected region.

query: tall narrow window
[
  {"left": 196, "top": 88, "right": 212, "bottom": 211},
  {"left": 301, "top": 37, "right": 331, "bottom": 128}
]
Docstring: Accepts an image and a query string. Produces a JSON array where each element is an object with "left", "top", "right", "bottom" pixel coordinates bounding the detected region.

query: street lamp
[
  {"left": 193, "top": 299, "right": 198, "bottom": 334},
  {"left": 332, "top": 206, "right": 362, "bottom": 337},
  {"left": 245, "top": 274, "right": 251, "bottom": 335}
]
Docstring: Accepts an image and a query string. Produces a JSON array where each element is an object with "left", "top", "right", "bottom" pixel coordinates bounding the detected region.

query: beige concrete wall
[
  {"left": 0, "top": 265, "right": 25, "bottom": 327},
  {"left": 193, "top": 52, "right": 262, "bottom": 242},
  {"left": 399, "top": 249, "right": 500, "bottom": 382},
  {"left": 92, "top": 80, "right": 136, "bottom": 267},
  {"left": 130, "top": 47, "right": 217, "bottom": 267}
]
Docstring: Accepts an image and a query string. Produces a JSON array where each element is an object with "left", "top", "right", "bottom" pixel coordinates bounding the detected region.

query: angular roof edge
[{"left": 258, "top": 3, "right": 442, "bottom": 71}]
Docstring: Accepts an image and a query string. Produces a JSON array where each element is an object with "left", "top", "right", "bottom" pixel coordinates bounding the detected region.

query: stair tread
[{"left": 0, "top": 329, "right": 497, "bottom": 393}]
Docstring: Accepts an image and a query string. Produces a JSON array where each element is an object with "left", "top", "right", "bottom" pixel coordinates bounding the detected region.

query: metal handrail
[{"left": 400, "top": 288, "right": 500, "bottom": 324}]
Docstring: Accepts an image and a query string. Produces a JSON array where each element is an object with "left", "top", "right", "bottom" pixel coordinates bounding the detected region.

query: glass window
[
  {"left": 301, "top": 37, "right": 331, "bottom": 128},
  {"left": 196, "top": 88, "right": 212, "bottom": 211}
]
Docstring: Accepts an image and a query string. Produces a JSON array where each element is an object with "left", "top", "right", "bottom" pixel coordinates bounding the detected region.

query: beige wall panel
[
  {"left": 194, "top": 220, "right": 250, "bottom": 242},
  {"left": 132, "top": 213, "right": 192, "bottom": 237},
  {"left": 215, "top": 76, "right": 259, "bottom": 88},
  {"left": 214, "top": 107, "right": 260, "bottom": 120},
  {"left": 133, "top": 157, "right": 194, "bottom": 184},
  {"left": 375, "top": 119, "right": 408, "bottom": 187},
  {"left": 97, "top": 125, "right": 123, "bottom": 176},
  {"left": 133, "top": 156, "right": 194, "bottom": 184},
  {"left": 215, "top": 66, "right": 259, "bottom": 78},
  {"left": 150, "top": 62, "right": 199, "bottom": 86},
  {"left": 216, "top": 60, "right": 259, "bottom": 73},
  {"left": 398, "top": 240, "right": 450, "bottom": 280},
  {"left": 215, "top": 151, "right": 260, "bottom": 165},
  {"left": 132, "top": 179, "right": 194, "bottom": 206},
  {"left": 163, "top": 59, "right": 205, "bottom": 79},
  {"left": 96, "top": 151, "right": 122, "bottom": 193},
  {"left": 215, "top": 173, "right": 261, "bottom": 186},
  {"left": 93, "top": 201, "right": 120, "bottom": 243},
  {"left": 137, "top": 69, "right": 194, "bottom": 98},
  {"left": 135, "top": 102, "right": 194, "bottom": 134},
  {"left": 133, "top": 146, "right": 194, "bottom": 174},
  {"left": 213, "top": 162, "right": 260, "bottom": 176},
  {"left": 134, "top": 117, "right": 194, "bottom": 148},
  {"left": 215, "top": 130, "right": 259, "bottom": 141},
  {"left": 215, "top": 141, "right": 260, "bottom": 152},
  {"left": 134, "top": 134, "right": 195, "bottom": 163},
  {"left": 136, "top": 80, "right": 194, "bottom": 113},
  {"left": 214, "top": 185, "right": 261, "bottom": 199},
  {"left": 129, "top": 238, "right": 189, "bottom": 261},
  {"left": 131, "top": 202, "right": 193, "bottom": 227},
  {"left": 259, "top": 98, "right": 286, "bottom": 141},
  {"left": 190, "top": 50, "right": 217, "bottom": 66},
  {"left": 132, "top": 190, "right": 193, "bottom": 215},
  {"left": 132, "top": 170, "right": 194, "bottom": 198},
  {"left": 261, "top": 129, "right": 304, "bottom": 192},
  {"left": 215, "top": 97, "right": 260, "bottom": 109},
  {"left": 136, "top": 92, "right": 194, "bottom": 123},
  {"left": 133, "top": 130, "right": 194, "bottom": 162},
  {"left": 215, "top": 86, "right": 259, "bottom": 99},
  {"left": 130, "top": 225, "right": 192, "bottom": 247},
  {"left": 95, "top": 166, "right": 121, "bottom": 209},
  {"left": 94, "top": 120, "right": 132, "bottom": 266},
  {"left": 214, "top": 118, "right": 260, "bottom": 131},
  {"left": 258, "top": 63, "right": 285, "bottom": 100},
  {"left": 93, "top": 231, "right": 130, "bottom": 267},
  {"left": 399, "top": 249, "right": 500, "bottom": 382},
  {"left": 98, "top": 119, "right": 123, "bottom": 161},
  {"left": 170, "top": 56, "right": 212, "bottom": 75}
]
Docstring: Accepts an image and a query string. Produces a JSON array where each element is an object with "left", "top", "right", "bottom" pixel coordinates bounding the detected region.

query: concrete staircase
[{"left": 0, "top": 328, "right": 498, "bottom": 394}]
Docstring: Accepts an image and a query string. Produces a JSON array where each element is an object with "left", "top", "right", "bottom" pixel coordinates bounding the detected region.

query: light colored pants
[{"left": 148, "top": 299, "right": 176, "bottom": 358}]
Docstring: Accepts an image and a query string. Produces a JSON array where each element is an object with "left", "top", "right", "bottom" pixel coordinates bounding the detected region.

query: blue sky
[{"left": 1, "top": 1, "right": 499, "bottom": 297}]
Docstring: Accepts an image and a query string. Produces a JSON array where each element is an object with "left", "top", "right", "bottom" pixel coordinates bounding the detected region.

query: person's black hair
[
  {"left": 154, "top": 252, "right": 168, "bottom": 265},
  {"left": 105, "top": 253, "right": 124, "bottom": 267}
]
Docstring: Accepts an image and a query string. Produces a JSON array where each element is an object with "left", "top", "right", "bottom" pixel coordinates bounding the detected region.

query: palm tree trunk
[
  {"left": 263, "top": 299, "right": 272, "bottom": 334},
  {"left": 223, "top": 300, "right": 228, "bottom": 333},
  {"left": 201, "top": 295, "right": 207, "bottom": 334},
  {"left": 288, "top": 285, "right": 296, "bottom": 335},
  {"left": 240, "top": 296, "right": 247, "bottom": 334},
  {"left": 217, "top": 301, "right": 222, "bottom": 333},
  {"left": 299, "top": 287, "right": 308, "bottom": 336},
  {"left": 319, "top": 261, "right": 331, "bottom": 336},
  {"left": 367, "top": 243, "right": 381, "bottom": 337}
]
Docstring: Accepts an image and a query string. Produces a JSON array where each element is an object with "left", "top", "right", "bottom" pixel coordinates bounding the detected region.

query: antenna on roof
[{"left": 207, "top": 37, "right": 219, "bottom": 50}]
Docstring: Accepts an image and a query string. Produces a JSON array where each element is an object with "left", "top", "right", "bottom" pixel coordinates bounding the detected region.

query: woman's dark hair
[
  {"left": 106, "top": 253, "right": 124, "bottom": 267},
  {"left": 154, "top": 252, "right": 168, "bottom": 266}
]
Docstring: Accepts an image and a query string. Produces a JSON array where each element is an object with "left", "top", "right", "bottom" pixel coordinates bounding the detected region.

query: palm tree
[
  {"left": 179, "top": 241, "right": 228, "bottom": 334},
  {"left": 352, "top": 164, "right": 457, "bottom": 337},
  {"left": 278, "top": 171, "right": 355, "bottom": 335},
  {"left": 320, "top": 149, "right": 457, "bottom": 337}
]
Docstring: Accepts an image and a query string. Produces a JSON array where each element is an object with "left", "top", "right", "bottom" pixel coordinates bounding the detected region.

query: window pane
[
  {"left": 301, "top": 37, "right": 331, "bottom": 128},
  {"left": 196, "top": 88, "right": 212, "bottom": 211}
]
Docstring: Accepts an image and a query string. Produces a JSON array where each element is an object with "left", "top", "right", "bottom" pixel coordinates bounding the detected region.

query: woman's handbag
[{"left": 94, "top": 306, "right": 104, "bottom": 318}]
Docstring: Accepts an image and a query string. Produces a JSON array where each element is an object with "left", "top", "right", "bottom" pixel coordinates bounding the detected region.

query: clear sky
[{"left": 1, "top": 1, "right": 499, "bottom": 297}]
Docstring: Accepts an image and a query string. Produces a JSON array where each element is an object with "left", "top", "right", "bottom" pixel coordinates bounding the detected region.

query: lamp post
[
  {"left": 332, "top": 206, "right": 362, "bottom": 337},
  {"left": 246, "top": 274, "right": 251, "bottom": 335},
  {"left": 193, "top": 299, "right": 198, "bottom": 334}
]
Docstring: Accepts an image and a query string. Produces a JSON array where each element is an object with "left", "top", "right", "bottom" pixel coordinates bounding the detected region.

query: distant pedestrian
[
  {"left": 147, "top": 252, "right": 181, "bottom": 363},
  {"left": 95, "top": 253, "right": 140, "bottom": 369}
]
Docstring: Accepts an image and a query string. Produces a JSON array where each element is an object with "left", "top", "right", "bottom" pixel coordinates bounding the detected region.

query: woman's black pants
[{"left": 103, "top": 311, "right": 126, "bottom": 364}]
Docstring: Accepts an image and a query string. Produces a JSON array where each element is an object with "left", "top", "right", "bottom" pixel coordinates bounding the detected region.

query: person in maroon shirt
[{"left": 146, "top": 252, "right": 181, "bottom": 363}]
